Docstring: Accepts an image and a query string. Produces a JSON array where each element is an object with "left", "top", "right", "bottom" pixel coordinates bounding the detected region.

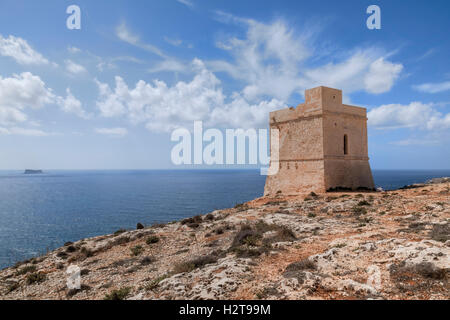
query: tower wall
[{"left": 264, "top": 86, "right": 375, "bottom": 196}]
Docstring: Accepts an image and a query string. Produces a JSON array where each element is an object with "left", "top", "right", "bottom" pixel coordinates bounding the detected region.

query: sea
[{"left": 1, "top": 169, "right": 449, "bottom": 269}]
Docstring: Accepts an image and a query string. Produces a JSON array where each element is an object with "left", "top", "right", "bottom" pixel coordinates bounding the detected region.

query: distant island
[{"left": 24, "top": 170, "right": 43, "bottom": 174}]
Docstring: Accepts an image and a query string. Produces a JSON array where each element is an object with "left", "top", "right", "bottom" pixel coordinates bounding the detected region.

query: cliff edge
[{"left": 1, "top": 179, "right": 449, "bottom": 300}]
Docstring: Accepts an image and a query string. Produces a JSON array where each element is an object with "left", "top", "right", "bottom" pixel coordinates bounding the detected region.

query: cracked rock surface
[{"left": 1, "top": 180, "right": 449, "bottom": 300}]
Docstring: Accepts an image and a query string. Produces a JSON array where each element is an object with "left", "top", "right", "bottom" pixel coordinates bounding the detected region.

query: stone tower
[{"left": 264, "top": 86, "right": 375, "bottom": 195}]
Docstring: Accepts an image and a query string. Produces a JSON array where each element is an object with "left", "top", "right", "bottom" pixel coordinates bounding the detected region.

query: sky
[{"left": 0, "top": 0, "right": 449, "bottom": 170}]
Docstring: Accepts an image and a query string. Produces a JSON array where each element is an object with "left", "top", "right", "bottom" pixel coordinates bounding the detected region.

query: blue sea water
[{"left": 0, "top": 169, "right": 449, "bottom": 269}]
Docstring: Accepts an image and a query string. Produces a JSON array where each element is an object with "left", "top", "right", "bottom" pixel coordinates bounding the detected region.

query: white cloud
[
  {"left": 0, "top": 72, "right": 88, "bottom": 127},
  {"left": 95, "top": 127, "right": 128, "bottom": 137},
  {"left": 0, "top": 126, "right": 51, "bottom": 136},
  {"left": 364, "top": 58, "right": 403, "bottom": 94},
  {"left": 56, "top": 89, "right": 89, "bottom": 119},
  {"left": 210, "top": 14, "right": 403, "bottom": 101},
  {"left": 413, "top": 81, "right": 450, "bottom": 93},
  {"left": 177, "top": 0, "right": 193, "bottom": 7},
  {"left": 368, "top": 102, "right": 450, "bottom": 130},
  {"left": 95, "top": 59, "right": 283, "bottom": 132},
  {"left": 304, "top": 53, "right": 403, "bottom": 95},
  {"left": 148, "top": 59, "right": 188, "bottom": 73},
  {"left": 0, "top": 106, "right": 27, "bottom": 126},
  {"left": 0, "top": 34, "right": 49, "bottom": 65},
  {"left": 0, "top": 72, "right": 54, "bottom": 110},
  {"left": 68, "top": 46, "right": 81, "bottom": 54},
  {"left": 164, "top": 37, "right": 182, "bottom": 47},
  {"left": 65, "top": 59, "right": 87, "bottom": 74},
  {"left": 116, "top": 22, "right": 166, "bottom": 58},
  {"left": 209, "top": 17, "right": 311, "bottom": 102},
  {"left": 390, "top": 138, "right": 440, "bottom": 146},
  {"left": 94, "top": 15, "right": 405, "bottom": 133}
]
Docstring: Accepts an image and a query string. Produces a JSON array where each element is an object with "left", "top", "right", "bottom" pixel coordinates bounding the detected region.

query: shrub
[
  {"left": 146, "top": 235, "right": 160, "bottom": 245},
  {"left": 114, "top": 229, "right": 127, "bottom": 236},
  {"left": 390, "top": 260, "right": 446, "bottom": 281},
  {"left": 80, "top": 247, "right": 93, "bottom": 258},
  {"left": 26, "top": 272, "right": 46, "bottom": 285},
  {"left": 308, "top": 213, "right": 316, "bottom": 218},
  {"left": 172, "top": 254, "right": 219, "bottom": 274},
  {"left": 229, "top": 222, "right": 295, "bottom": 258},
  {"left": 181, "top": 215, "right": 203, "bottom": 225},
  {"left": 56, "top": 251, "right": 68, "bottom": 259},
  {"left": 66, "top": 284, "right": 91, "bottom": 298},
  {"left": 80, "top": 269, "right": 90, "bottom": 276},
  {"left": 352, "top": 206, "right": 367, "bottom": 215},
  {"left": 357, "top": 200, "right": 371, "bottom": 206},
  {"left": 151, "top": 222, "right": 167, "bottom": 229},
  {"left": 255, "top": 286, "right": 281, "bottom": 299},
  {"left": 140, "top": 256, "right": 154, "bottom": 266},
  {"left": 104, "top": 287, "right": 131, "bottom": 300},
  {"left": 7, "top": 282, "right": 20, "bottom": 293},
  {"left": 430, "top": 223, "right": 449, "bottom": 242},
  {"left": 66, "top": 245, "right": 77, "bottom": 253},
  {"left": 204, "top": 213, "right": 215, "bottom": 221},
  {"left": 234, "top": 203, "right": 249, "bottom": 211},
  {"left": 130, "top": 245, "right": 144, "bottom": 256},
  {"left": 136, "top": 223, "right": 144, "bottom": 230},
  {"left": 283, "top": 258, "right": 317, "bottom": 284},
  {"left": 145, "top": 274, "right": 169, "bottom": 291},
  {"left": 15, "top": 265, "right": 36, "bottom": 276},
  {"left": 284, "top": 258, "right": 317, "bottom": 272}
]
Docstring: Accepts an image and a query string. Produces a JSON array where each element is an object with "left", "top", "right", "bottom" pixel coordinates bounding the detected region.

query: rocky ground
[{"left": 0, "top": 179, "right": 449, "bottom": 300}]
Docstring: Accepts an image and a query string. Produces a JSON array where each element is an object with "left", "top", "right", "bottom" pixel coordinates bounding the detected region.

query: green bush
[
  {"left": 26, "top": 272, "right": 46, "bottom": 285},
  {"left": 146, "top": 235, "right": 160, "bottom": 245},
  {"left": 104, "top": 287, "right": 131, "bottom": 300},
  {"left": 130, "top": 245, "right": 144, "bottom": 256}
]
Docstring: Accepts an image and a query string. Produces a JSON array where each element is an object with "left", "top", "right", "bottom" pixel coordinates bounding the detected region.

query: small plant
[
  {"left": 430, "top": 223, "right": 449, "bottom": 242},
  {"left": 26, "top": 272, "right": 46, "bottom": 285},
  {"left": 307, "top": 212, "right": 316, "bottom": 218},
  {"left": 234, "top": 203, "right": 249, "bottom": 211},
  {"left": 181, "top": 215, "right": 203, "bottom": 225},
  {"left": 352, "top": 205, "right": 367, "bottom": 215},
  {"left": 140, "top": 256, "right": 154, "bottom": 266},
  {"left": 334, "top": 243, "right": 347, "bottom": 248},
  {"left": 146, "top": 235, "right": 160, "bottom": 245},
  {"left": 7, "top": 282, "right": 20, "bottom": 293},
  {"left": 66, "top": 245, "right": 77, "bottom": 253},
  {"left": 172, "top": 261, "right": 196, "bottom": 274},
  {"left": 114, "top": 229, "right": 127, "bottom": 236},
  {"left": 145, "top": 274, "right": 169, "bottom": 291},
  {"left": 255, "top": 286, "right": 280, "bottom": 299},
  {"left": 15, "top": 265, "right": 36, "bottom": 276},
  {"left": 136, "top": 223, "right": 144, "bottom": 230},
  {"left": 172, "top": 254, "right": 219, "bottom": 274},
  {"left": 103, "top": 287, "right": 131, "bottom": 300},
  {"left": 130, "top": 245, "right": 144, "bottom": 256},
  {"left": 80, "top": 247, "right": 93, "bottom": 258},
  {"left": 357, "top": 200, "right": 371, "bottom": 206},
  {"left": 56, "top": 251, "right": 68, "bottom": 259}
]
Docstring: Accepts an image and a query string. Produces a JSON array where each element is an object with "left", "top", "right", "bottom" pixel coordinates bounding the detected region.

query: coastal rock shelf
[{"left": 0, "top": 180, "right": 449, "bottom": 300}]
